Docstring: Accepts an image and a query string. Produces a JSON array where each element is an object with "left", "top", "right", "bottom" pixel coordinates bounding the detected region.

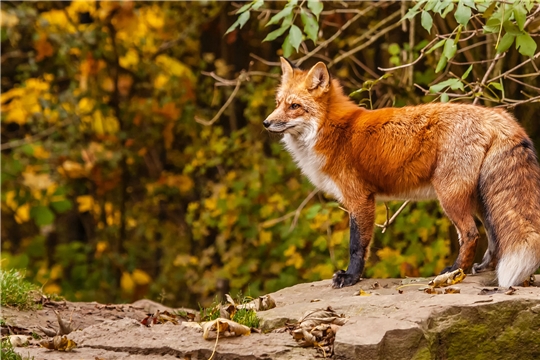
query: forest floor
[{"left": 3, "top": 272, "right": 540, "bottom": 360}]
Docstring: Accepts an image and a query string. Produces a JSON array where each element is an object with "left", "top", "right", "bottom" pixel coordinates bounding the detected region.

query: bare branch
[
  {"left": 1, "top": 119, "right": 72, "bottom": 151},
  {"left": 195, "top": 76, "right": 243, "bottom": 126},
  {"left": 375, "top": 201, "right": 410, "bottom": 233},
  {"left": 289, "top": 189, "right": 319, "bottom": 233},
  {"left": 296, "top": 5, "right": 374, "bottom": 66},
  {"left": 329, "top": 17, "right": 402, "bottom": 68}
]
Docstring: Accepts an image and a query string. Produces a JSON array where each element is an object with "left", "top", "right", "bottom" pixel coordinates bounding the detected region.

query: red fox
[{"left": 264, "top": 57, "right": 540, "bottom": 288}]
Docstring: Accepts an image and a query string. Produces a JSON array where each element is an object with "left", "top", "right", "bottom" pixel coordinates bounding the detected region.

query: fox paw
[{"left": 332, "top": 270, "right": 361, "bottom": 288}]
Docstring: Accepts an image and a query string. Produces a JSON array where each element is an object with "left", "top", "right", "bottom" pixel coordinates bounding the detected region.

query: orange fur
[{"left": 264, "top": 58, "right": 540, "bottom": 288}]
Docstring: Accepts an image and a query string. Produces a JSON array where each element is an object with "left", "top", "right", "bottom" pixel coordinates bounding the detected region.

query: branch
[
  {"left": 195, "top": 76, "right": 242, "bottom": 126},
  {"left": 375, "top": 200, "right": 410, "bottom": 233},
  {"left": 296, "top": 5, "right": 374, "bottom": 66},
  {"left": 258, "top": 189, "right": 319, "bottom": 231},
  {"left": 1, "top": 119, "right": 72, "bottom": 151},
  {"left": 329, "top": 16, "right": 402, "bottom": 68}
]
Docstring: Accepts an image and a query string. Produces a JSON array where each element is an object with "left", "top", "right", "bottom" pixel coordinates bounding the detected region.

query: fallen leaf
[
  {"left": 444, "top": 287, "right": 461, "bottom": 294},
  {"left": 505, "top": 286, "right": 517, "bottom": 295},
  {"left": 40, "top": 335, "right": 77, "bottom": 351},
  {"left": 202, "top": 318, "right": 250, "bottom": 340},
  {"left": 9, "top": 335, "right": 30, "bottom": 347},
  {"left": 428, "top": 268, "right": 466, "bottom": 287},
  {"left": 353, "top": 289, "right": 371, "bottom": 296}
]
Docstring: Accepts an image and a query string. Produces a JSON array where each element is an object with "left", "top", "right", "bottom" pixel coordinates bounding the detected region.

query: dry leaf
[
  {"left": 444, "top": 287, "right": 461, "bottom": 294},
  {"left": 353, "top": 289, "right": 371, "bottom": 296},
  {"left": 429, "top": 268, "right": 466, "bottom": 287},
  {"left": 9, "top": 335, "right": 30, "bottom": 347},
  {"left": 202, "top": 318, "right": 250, "bottom": 340},
  {"left": 505, "top": 286, "right": 517, "bottom": 295},
  {"left": 423, "top": 288, "right": 442, "bottom": 294},
  {"left": 298, "top": 307, "right": 347, "bottom": 329},
  {"left": 40, "top": 335, "right": 77, "bottom": 351},
  {"left": 54, "top": 310, "right": 73, "bottom": 335}
]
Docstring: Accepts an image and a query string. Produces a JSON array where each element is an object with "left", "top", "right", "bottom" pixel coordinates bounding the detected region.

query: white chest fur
[{"left": 282, "top": 133, "right": 344, "bottom": 202}]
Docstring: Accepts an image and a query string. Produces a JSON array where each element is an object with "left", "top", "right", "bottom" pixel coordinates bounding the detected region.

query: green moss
[{"left": 425, "top": 301, "right": 540, "bottom": 360}]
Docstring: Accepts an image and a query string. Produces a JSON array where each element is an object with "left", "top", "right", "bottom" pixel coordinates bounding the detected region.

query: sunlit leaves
[{"left": 225, "top": 11, "right": 250, "bottom": 35}]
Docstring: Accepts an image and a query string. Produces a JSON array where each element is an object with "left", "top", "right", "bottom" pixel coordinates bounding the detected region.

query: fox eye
[{"left": 290, "top": 103, "right": 301, "bottom": 110}]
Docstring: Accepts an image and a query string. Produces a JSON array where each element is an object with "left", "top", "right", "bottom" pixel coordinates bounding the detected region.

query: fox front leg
[{"left": 332, "top": 199, "right": 374, "bottom": 288}]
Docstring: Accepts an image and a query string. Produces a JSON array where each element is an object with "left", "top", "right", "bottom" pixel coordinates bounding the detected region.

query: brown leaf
[
  {"left": 40, "top": 335, "right": 77, "bottom": 351},
  {"left": 202, "top": 318, "right": 250, "bottom": 340}
]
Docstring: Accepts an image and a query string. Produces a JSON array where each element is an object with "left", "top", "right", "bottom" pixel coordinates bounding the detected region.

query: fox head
[{"left": 263, "top": 57, "right": 331, "bottom": 136}]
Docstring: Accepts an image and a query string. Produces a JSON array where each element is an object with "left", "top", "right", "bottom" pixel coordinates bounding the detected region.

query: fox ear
[
  {"left": 305, "top": 62, "right": 330, "bottom": 91},
  {"left": 280, "top": 57, "right": 294, "bottom": 83}
]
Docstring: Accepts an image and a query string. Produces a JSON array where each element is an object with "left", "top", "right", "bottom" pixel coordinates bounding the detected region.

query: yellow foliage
[
  {"left": 121, "top": 272, "right": 135, "bottom": 294},
  {"left": 153, "top": 74, "right": 168, "bottom": 90},
  {"left": 22, "top": 172, "right": 54, "bottom": 191},
  {"left": 259, "top": 230, "right": 272, "bottom": 245},
  {"left": 50, "top": 264, "right": 63, "bottom": 280},
  {"left": 77, "top": 195, "right": 94, "bottom": 213},
  {"left": 132, "top": 269, "right": 151, "bottom": 285},
  {"left": 15, "top": 204, "right": 30, "bottom": 224},
  {"left": 119, "top": 48, "right": 139, "bottom": 70},
  {"left": 1, "top": 10, "right": 19, "bottom": 28},
  {"left": 44, "top": 283, "right": 62, "bottom": 295},
  {"left": 40, "top": 10, "right": 76, "bottom": 33},
  {"left": 155, "top": 55, "right": 195, "bottom": 81},
  {"left": 95, "top": 241, "right": 108, "bottom": 258},
  {"left": 330, "top": 230, "right": 346, "bottom": 247}
]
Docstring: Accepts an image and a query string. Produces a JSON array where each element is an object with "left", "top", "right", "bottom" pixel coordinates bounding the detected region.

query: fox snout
[{"left": 263, "top": 119, "right": 271, "bottom": 128}]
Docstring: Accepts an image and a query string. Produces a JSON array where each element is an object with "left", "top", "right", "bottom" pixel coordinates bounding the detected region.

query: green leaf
[
  {"left": 455, "top": 2, "right": 471, "bottom": 26},
  {"left": 461, "top": 65, "right": 473, "bottom": 79},
  {"left": 441, "top": 93, "right": 449, "bottom": 103},
  {"left": 404, "top": 0, "right": 426, "bottom": 20},
  {"left": 435, "top": 55, "right": 447, "bottom": 73},
  {"left": 513, "top": 3, "right": 527, "bottom": 30},
  {"left": 462, "top": 0, "right": 476, "bottom": 10},
  {"left": 50, "top": 199, "right": 72, "bottom": 213},
  {"left": 252, "top": 0, "right": 264, "bottom": 11},
  {"left": 306, "top": 204, "right": 322, "bottom": 219},
  {"left": 441, "top": 2, "right": 455, "bottom": 18},
  {"left": 282, "top": 34, "right": 294, "bottom": 58},
  {"left": 388, "top": 43, "right": 400, "bottom": 56},
  {"left": 225, "top": 11, "right": 251, "bottom": 34},
  {"left": 516, "top": 33, "right": 537, "bottom": 57},
  {"left": 430, "top": 78, "right": 463, "bottom": 93},
  {"left": 236, "top": 2, "right": 252, "bottom": 14},
  {"left": 266, "top": 6, "right": 293, "bottom": 27},
  {"left": 496, "top": 32, "right": 515, "bottom": 54},
  {"left": 421, "top": 11, "right": 433, "bottom": 34},
  {"left": 30, "top": 205, "right": 55, "bottom": 226},
  {"left": 489, "top": 81, "right": 503, "bottom": 91},
  {"left": 288, "top": 24, "right": 303, "bottom": 52},
  {"left": 433, "top": 0, "right": 452, "bottom": 15},
  {"left": 502, "top": 20, "right": 521, "bottom": 35},
  {"left": 300, "top": 8, "right": 318, "bottom": 43},
  {"left": 443, "top": 38, "right": 457, "bottom": 59},
  {"left": 307, "top": 0, "right": 324, "bottom": 20},
  {"left": 426, "top": 39, "right": 446, "bottom": 54},
  {"left": 264, "top": 24, "right": 290, "bottom": 42}
]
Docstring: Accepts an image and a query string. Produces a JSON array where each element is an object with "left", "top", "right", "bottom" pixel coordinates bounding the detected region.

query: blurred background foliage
[{"left": 1, "top": 0, "right": 539, "bottom": 308}]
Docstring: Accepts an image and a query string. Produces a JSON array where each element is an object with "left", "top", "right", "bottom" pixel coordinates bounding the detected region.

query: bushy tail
[{"left": 479, "top": 137, "right": 540, "bottom": 287}]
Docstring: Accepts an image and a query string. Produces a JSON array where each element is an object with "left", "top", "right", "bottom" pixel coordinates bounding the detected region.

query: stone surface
[{"left": 8, "top": 272, "right": 540, "bottom": 359}]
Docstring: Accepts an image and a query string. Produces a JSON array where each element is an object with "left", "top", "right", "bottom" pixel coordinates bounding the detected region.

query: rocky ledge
[{"left": 8, "top": 272, "right": 540, "bottom": 360}]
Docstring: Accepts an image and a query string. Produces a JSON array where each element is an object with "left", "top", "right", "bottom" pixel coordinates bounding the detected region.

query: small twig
[
  {"left": 207, "top": 320, "right": 219, "bottom": 360},
  {"left": 505, "top": 75, "right": 540, "bottom": 93},
  {"left": 195, "top": 72, "right": 247, "bottom": 126},
  {"left": 296, "top": 5, "right": 374, "bottom": 66},
  {"left": 289, "top": 189, "right": 319, "bottom": 233},
  {"left": 375, "top": 200, "right": 410, "bottom": 233},
  {"left": 330, "top": 19, "right": 402, "bottom": 67},
  {"left": 1, "top": 119, "right": 72, "bottom": 151}
]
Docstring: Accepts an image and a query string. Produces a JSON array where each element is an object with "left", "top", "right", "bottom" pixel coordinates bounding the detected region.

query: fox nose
[{"left": 263, "top": 119, "right": 271, "bottom": 128}]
